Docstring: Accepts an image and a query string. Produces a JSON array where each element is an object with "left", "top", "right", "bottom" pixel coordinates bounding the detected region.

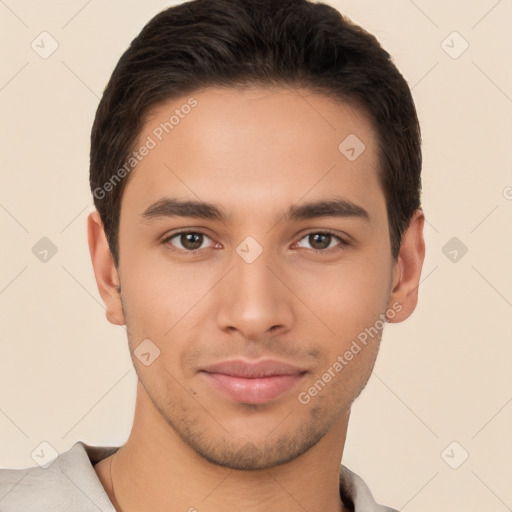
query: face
[{"left": 112, "top": 86, "right": 399, "bottom": 470}]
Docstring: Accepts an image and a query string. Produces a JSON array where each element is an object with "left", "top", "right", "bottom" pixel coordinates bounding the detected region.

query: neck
[{"left": 100, "top": 382, "right": 351, "bottom": 512}]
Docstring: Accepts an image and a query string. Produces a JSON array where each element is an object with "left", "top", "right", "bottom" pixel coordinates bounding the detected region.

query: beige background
[{"left": 1, "top": 0, "right": 511, "bottom": 510}]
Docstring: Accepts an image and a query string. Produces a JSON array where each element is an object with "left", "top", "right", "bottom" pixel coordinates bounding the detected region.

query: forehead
[{"left": 120, "top": 86, "right": 383, "bottom": 221}]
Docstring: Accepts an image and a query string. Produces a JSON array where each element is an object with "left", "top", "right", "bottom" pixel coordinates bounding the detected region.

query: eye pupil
[
  {"left": 310, "top": 233, "right": 330, "bottom": 250},
  {"left": 181, "top": 233, "right": 203, "bottom": 250}
]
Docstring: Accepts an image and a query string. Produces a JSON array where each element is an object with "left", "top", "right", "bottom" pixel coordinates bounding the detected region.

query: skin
[{"left": 88, "top": 86, "right": 425, "bottom": 512}]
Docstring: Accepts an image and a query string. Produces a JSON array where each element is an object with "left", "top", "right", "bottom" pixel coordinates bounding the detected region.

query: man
[{"left": 0, "top": 0, "right": 425, "bottom": 510}]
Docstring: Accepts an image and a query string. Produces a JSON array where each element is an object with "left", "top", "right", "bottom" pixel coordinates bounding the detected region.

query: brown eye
[
  {"left": 179, "top": 233, "right": 204, "bottom": 250},
  {"left": 308, "top": 233, "right": 332, "bottom": 250},
  {"left": 163, "top": 231, "right": 212, "bottom": 252},
  {"left": 295, "top": 231, "right": 347, "bottom": 253}
]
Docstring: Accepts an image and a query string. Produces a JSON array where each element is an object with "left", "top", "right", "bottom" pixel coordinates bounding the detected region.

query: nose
[{"left": 216, "top": 244, "right": 295, "bottom": 342}]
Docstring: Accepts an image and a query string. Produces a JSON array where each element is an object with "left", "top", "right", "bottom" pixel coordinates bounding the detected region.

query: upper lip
[{"left": 201, "top": 359, "right": 306, "bottom": 378}]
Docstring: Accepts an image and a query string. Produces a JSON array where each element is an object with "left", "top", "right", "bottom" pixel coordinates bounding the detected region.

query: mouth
[{"left": 200, "top": 359, "right": 308, "bottom": 405}]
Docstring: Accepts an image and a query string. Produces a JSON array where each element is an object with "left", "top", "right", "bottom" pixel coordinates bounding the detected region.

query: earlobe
[
  {"left": 387, "top": 209, "right": 425, "bottom": 323},
  {"left": 87, "top": 211, "right": 126, "bottom": 326}
]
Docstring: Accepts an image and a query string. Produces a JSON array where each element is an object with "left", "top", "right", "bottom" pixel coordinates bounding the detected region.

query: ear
[
  {"left": 87, "top": 211, "right": 126, "bottom": 326},
  {"left": 386, "top": 209, "right": 425, "bottom": 323}
]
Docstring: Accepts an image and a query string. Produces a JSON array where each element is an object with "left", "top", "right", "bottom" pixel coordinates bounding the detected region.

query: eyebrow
[{"left": 141, "top": 196, "right": 370, "bottom": 223}]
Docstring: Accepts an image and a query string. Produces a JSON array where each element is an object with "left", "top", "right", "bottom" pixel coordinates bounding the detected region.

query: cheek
[
  {"left": 118, "top": 254, "right": 219, "bottom": 346},
  {"left": 290, "top": 252, "right": 392, "bottom": 343}
]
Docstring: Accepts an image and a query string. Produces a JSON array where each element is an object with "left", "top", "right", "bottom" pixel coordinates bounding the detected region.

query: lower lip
[{"left": 202, "top": 372, "right": 306, "bottom": 404}]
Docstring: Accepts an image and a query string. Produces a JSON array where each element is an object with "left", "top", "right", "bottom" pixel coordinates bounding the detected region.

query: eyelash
[{"left": 161, "top": 230, "right": 349, "bottom": 256}]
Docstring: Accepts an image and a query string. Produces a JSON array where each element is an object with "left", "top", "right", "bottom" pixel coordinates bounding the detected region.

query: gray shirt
[{"left": 0, "top": 441, "right": 398, "bottom": 511}]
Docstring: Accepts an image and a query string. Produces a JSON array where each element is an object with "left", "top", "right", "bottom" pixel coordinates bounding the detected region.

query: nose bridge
[{"left": 217, "top": 236, "right": 293, "bottom": 339}]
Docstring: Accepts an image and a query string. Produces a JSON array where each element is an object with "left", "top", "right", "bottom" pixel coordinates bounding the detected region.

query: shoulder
[
  {"left": 0, "top": 441, "right": 119, "bottom": 512},
  {"left": 340, "top": 465, "right": 400, "bottom": 512}
]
